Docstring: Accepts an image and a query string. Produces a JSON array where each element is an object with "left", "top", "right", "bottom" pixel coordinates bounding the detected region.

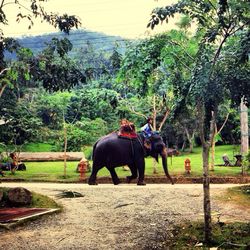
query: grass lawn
[
  {"left": 22, "top": 143, "right": 54, "bottom": 152},
  {"left": 169, "top": 186, "right": 250, "bottom": 249},
  {"left": 1, "top": 144, "right": 248, "bottom": 182},
  {"left": 0, "top": 142, "right": 54, "bottom": 153}
]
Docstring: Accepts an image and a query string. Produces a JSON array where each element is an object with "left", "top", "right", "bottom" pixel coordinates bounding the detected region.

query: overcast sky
[{"left": 4, "top": 0, "right": 177, "bottom": 38}]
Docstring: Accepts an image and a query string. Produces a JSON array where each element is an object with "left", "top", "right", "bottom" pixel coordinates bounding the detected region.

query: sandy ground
[{"left": 0, "top": 183, "right": 249, "bottom": 250}]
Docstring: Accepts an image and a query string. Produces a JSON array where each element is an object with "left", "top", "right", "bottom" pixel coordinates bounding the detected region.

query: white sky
[{"left": 3, "top": 0, "right": 178, "bottom": 39}]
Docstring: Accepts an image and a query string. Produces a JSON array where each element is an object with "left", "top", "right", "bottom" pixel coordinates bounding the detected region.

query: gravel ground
[{"left": 0, "top": 183, "right": 249, "bottom": 250}]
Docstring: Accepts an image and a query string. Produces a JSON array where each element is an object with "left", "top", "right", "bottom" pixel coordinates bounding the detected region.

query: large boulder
[{"left": 8, "top": 187, "right": 32, "bottom": 206}]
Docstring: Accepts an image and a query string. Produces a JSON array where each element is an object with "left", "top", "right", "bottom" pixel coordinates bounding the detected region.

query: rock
[{"left": 8, "top": 187, "right": 32, "bottom": 206}]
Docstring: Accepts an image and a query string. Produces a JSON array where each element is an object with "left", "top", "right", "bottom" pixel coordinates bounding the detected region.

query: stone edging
[{"left": 1, "top": 176, "right": 249, "bottom": 184}]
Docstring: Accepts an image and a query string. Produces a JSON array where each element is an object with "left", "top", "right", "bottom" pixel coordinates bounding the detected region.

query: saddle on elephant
[{"left": 118, "top": 119, "right": 138, "bottom": 139}]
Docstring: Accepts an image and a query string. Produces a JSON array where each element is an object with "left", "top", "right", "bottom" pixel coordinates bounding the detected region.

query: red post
[
  {"left": 185, "top": 158, "right": 191, "bottom": 174},
  {"left": 78, "top": 161, "right": 87, "bottom": 181}
]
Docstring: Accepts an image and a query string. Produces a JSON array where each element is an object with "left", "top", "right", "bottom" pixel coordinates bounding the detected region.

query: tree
[
  {"left": 117, "top": 33, "right": 181, "bottom": 128},
  {"left": 210, "top": 106, "right": 230, "bottom": 171},
  {"left": 149, "top": 0, "right": 250, "bottom": 244},
  {"left": 174, "top": 106, "right": 198, "bottom": 152},
  {"left": 66, "top": 87, "right": 119, "bottom": 130},
  {"left": 12, "top": 38, "right": 85, "bottom": 92},
  {"left": 0, "top": 87, "right": 42, "bottom": 145},
  {"left": 0, "top": 0, "right": 81, "bottom": 97},
  {"left": 73, "top": 41, "right": 123, "bottom": 85},
  {"left": 56, "top": 118, "right": 108, "bottom": 151}
]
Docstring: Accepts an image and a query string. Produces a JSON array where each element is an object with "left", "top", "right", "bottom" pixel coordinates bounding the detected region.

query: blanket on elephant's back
[{"left": 117, "top": 131, "right": 138, "bottom": 139}]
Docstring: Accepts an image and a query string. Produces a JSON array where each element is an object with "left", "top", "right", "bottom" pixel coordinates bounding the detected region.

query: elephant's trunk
[{"left": 161, "top": 148, "right": 174, "bottom": 185}]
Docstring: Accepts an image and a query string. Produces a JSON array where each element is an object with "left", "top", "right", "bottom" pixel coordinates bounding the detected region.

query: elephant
[{"left": 88, "top": 132, "right": 174, "bottom": 185}]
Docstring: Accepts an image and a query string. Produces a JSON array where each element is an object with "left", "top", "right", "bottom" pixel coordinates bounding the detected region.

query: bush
[
  {"left": 83, "top": 146, "right": 93, "bottom": 160},
  {"left": 55, "top": 118, "right": 108, "bottom": 151}
]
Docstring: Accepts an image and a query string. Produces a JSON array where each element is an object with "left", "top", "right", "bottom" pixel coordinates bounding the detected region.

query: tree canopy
[{"left": 0, "top": 0, "right": 81, "bottom": 96}]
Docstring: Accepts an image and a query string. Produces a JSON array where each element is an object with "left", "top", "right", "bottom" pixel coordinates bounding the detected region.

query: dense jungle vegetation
[
  {"left": 0, "top": 28, "right": 248, "bottom": 153},
  {"left": 0, "top": 0, "right": 249, "bottom": 156}
]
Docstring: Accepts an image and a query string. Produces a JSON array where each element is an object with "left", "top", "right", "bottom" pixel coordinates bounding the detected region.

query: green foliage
[
  {"left": 79, "top": 43, "right": 106, "bottom": 81},
  {"left": 77, "top": 118, "right": 108, "bottom": 142},
  {"left": 22, "top": 143, "right": 53, "bottom": 152},
  {"left": 243, "top": 151, "right": 250, "bottom": 171},
  {"left": 33, "top": 38, "right": 86, "bottom": 91},
  {"left": 117, "top": 30, "right": 199, "bottom": 123},
  {"left": 36, "top": 91, "right": 73, "bottom": 129},
  {"left": 43, "top": 37, "right": 73, "bottom": 57},
  {"left": 117, "top": 33, "right": 171, "bottom": 96},
  {"left": 217, "top": 31, "right": 250, "bottom": 106},
  {"left": 109, "top": 48, "right": 122, "bottom": 75},
  {"left": 82, "top": 146, "right": 93, "bottom": 160},
  {"left": 66, "top": 87, "right": 119, "bottom": 129},
  {"left": 214, "top": 133, "right": 222, "bottom": 143},
  {"left": 3, "top": 37, "right": 86, "bottom": 94},
  {"left": 0, "top": 91, "right": 42, "bottom": 145},
  {"left": 64, "top": 124, "right": 89, "bottom": 151},
  {"left": 149, "top": 0, "right": 250, "bottom": 107},
  {"left": 55, "top": 118, "right": 108, "bottom": 151},
  {"left": 0, "top": 0, "right": 81, "bottom": 98},
  {"left": 1, "top": 0, "right": 247, "bottom": 152}
]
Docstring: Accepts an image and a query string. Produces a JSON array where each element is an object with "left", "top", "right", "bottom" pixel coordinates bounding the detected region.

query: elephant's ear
[{"left": 143, "top": 140, "right": 151, "bottom": 150}]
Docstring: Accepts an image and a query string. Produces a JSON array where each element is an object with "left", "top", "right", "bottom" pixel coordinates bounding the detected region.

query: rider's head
[{"left": 147, "top": 117, "right": 153, "bottom": 124}]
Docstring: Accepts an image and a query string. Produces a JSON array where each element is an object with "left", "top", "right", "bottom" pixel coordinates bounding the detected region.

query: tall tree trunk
[
  {"left": 197, "top": 103, "right": 215, "bottom": 244},
  {"left": 0, "top": 83, "right": 7, "bottom": 98},
  {"left": 181, "top": 140, "right": 186, "bottom": 152},
  {"left": 240, "top": 99, "right": 248, "bottom": 175},
  {"left": 0, "top": 68, "right": 10, "bottom": 98},
  {"left": 240, "top": 98, "right": 249, "bottom": 155},
  {"left": 210, "top": 125, "right": 217, "bottom": 171},
  {"left": 202, "top": 143, "right": 212, "bottom": 243},
  {"left": 0, "top": 40, "right": 5, "bottom": 70},
  {"left": 210, "top": 113, "right": 229, "bottom": 171},
  {"left": 189, "top": 139, "right": 194, "bottom": 153},
  {"left": 184, "top": 127, "right": 194, "bottom": 153},
  {"left": 153, "top": 94, "right": 157, "bottom": 130},
  {"left": 63, "top": 112, "right": 67, "bottom": 178},
  {"left": 63, "top": 125, "right": 67, "bottom": 178}
]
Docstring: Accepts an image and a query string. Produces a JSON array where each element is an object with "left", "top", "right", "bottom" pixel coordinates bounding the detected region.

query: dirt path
[{"left": 0, "top": 183, "right": 249, "bottom": 250}]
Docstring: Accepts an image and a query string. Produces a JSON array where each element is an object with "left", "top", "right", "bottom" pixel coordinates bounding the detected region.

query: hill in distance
[{"left": 14, "top": 29, "right": 129, "bottom": 56}]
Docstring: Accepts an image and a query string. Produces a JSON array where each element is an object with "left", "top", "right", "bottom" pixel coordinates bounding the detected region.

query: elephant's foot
[
  {"left": 126, "top": 176, "right": 137, "bottom": 183},
  {"left": 113, "top": 179, "right": 121, "bottom": 185},
  {"left": 88, "top": 179, "right": 98, "bottom": 185},
  {"left": 168, "top": 177, "right": 175, "bottom": 185},
  {"left": 88, "top": 182, "right": 98, "bottom": 185},
  {"left": 126, "top": 176, "right": 132, "bottom": 183},
  {"left": 137, "top": 181, "right": 146, "bottom": 186}
]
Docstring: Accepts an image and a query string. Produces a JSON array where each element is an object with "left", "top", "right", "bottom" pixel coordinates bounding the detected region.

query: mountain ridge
[{"left": 15, "top": 29, "right": 130, "bottom": 55}]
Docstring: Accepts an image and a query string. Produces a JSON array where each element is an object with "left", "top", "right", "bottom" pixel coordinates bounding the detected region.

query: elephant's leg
[
  {"left": 137, "top": 158, "right": 146, "bottom": 186},
  {"left": 126, "top": 164, "right": 137, "bottom": 183},
  {"left": 88, "top": 165, "right": 100, "bottom": 185},
  {"left": 108, "top": 168, "right": 121, "bottom": 185}
]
